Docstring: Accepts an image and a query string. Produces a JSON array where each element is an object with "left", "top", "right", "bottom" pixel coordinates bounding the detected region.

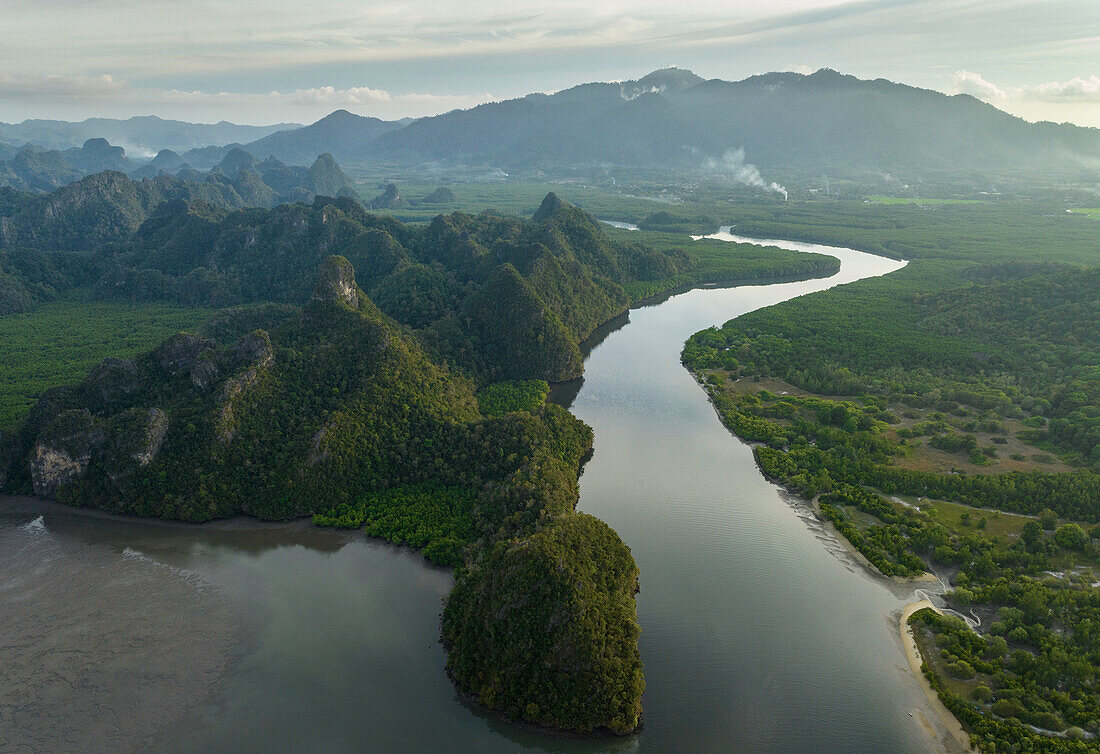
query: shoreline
[
  {"left": 900, "top": 600, "right": 974, "bottom": 753},
  {"left": 694, "top": 374, "right": 970, "bottom": 754},
  {"left": 810, "top": 495, "right": 941, "bottom": 584}
]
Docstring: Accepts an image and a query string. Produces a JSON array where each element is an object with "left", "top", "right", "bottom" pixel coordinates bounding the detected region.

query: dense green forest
[
  {"left": 683, "top": 211, "right": 1100, "bottom": 750},
  {"left": 685, "top": 265, "right": 1100, "bottom": 472},
  {"left": 0, "top": 176, "right": 837, "bottom": 433}
]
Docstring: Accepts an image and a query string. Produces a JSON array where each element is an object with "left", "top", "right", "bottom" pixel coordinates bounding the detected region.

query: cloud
[
  {"left": 950, "top": 70, "right": 1006, "bottom": 100},
  {"left": 1030, "top": 75, "right": 1100, "bottom": 102},
  {"left": 0, "top": 72, "right": 494, "bottom": 123},
  {"left": 0, "top": 73, "right": 132, "bottom": 99},
  {"left": 952, "top": 70, "right": 1100, "bottom": 104}
]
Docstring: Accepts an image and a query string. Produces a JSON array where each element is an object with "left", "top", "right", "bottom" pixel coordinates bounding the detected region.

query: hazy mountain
[
  {"left": 63, "top": 138, "right": 136, "bottom": 174},
  {"left": 175, "top": 68, "right": 1092, "bottom": 182},
  {"left": 361, "top": 68, "right": 1100, "bottom": 178},
  {"left": 618, "top": 67, "right": 705, "bottom": 100},
  {"left": 240, "top": 109, "right": 406, "bottom": 165},
  {"left": 129, "top": 149, "right": 187, "bottom": 179},
  {"left": 0, "top": 138, "right": 142, "bottom": 192},
  {"left": 0, "top": 116, "right": 301, "bottom": 156},
  {"left": 212, "top": 146, "right": 257, "bottom": 180},
  {"left": 0, "top": 135, "right": 354, "bottom": 205}
]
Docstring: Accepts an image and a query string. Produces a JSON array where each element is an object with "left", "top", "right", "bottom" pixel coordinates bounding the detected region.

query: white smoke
[
  {"left": 703, "top": 148, "right": 787, "bottom": 200},
  {"left": 621, "top": 84, "right": 665, "bottom": 101}
]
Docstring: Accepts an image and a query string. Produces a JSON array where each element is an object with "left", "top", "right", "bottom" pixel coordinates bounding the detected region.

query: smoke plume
[{"left": 703, "top": 148, "right": 787, "bottom": 200}]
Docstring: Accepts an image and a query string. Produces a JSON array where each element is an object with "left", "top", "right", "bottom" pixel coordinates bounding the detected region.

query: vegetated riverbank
[
  {"left": 691, "top": 373, "right": 967, "bottom": 752},
  {"left": 810, "top": 491, "right": 939, "bottom": 584},
  {"left": 902, "top": 601, "right": 976, "bottom": 753},
  {"left": 682, "top": 228, "right": 1100, "bottom": 750}
]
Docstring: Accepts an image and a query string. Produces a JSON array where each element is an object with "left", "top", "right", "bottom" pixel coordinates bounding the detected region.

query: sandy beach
[{"left": 900, "top": 600, "right": 975, "bottom": 753}]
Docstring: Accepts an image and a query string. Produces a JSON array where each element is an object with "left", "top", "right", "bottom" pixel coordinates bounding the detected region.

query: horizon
[{"left": 2, "top": 1, "right": 1098, "bottom": 127}]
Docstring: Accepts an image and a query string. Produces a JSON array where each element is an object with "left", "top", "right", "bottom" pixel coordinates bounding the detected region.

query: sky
[{"left": 1, "top": 0, "right": 1099, "bottom": 127}]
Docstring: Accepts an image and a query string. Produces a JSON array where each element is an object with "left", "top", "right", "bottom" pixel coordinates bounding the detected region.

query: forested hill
[
  {"left": 2, "top": 254, "right": 645, "bottom": 735},
  {"left": 1, "top": 185, "right": 704, "bottom": 380},
  {"left": 105, "top": 192, "right": 705, "bottom": 381}
]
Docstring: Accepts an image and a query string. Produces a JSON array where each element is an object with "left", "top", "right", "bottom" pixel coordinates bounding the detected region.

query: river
[{"left": 0, "top": 229, "right": 965, "bottom": 752}]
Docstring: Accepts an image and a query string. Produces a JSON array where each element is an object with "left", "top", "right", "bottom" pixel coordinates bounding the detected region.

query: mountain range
[
  {"left": 7, "top": 68, "right": 1100, "bottom": 187},
  {"left": 222, "top": 68, "right": 1100, "bottom": 181}
]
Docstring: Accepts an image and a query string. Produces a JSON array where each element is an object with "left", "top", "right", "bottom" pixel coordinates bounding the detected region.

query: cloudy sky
[{"left": 2, "top": 0, "right": 1098, "bottom": 127}]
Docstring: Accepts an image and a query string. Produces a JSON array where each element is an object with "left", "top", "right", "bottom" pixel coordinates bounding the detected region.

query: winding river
[{"left": 1, "top": 229, "right": 966, "bottom": 752}]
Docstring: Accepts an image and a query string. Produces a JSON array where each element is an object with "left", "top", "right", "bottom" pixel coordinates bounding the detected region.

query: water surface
[{"left": 2, "top": 229, "right": 963, "bottom": 752}]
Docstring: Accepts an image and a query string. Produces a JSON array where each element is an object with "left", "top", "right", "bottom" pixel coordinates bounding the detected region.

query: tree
[
  {"left": 1054, "top": 523, "right": 1088, "bottom": 551},
  {"left": 1021, "top": 520, "right": 1043, "bottom": 551}
]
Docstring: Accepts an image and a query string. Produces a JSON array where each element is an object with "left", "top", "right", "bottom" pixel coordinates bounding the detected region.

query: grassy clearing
[
  {"left": 920, "top": 498, "right": 1028, "bottom": 541},
  {"left": 1068, "top": 208, "right": 1100, "bottom": 219},
  {"left": 0, "top": 298, "right": 212, "bottom": 432}
]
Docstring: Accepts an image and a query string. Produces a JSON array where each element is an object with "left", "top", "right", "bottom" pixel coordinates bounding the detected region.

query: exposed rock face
[
  {"left": 29, "top": 410, "right": 103, "bottom": 497},
  {"left": 30, "top": 444, "right": 90, "bottom": 497},
  {"left": 29, "top": 407, "right": 170, "bottom": 497},
  {"left": 369, "top": 182, "right": 403, "bottom": 210},
  {"left": 214, "top": 331, "right": 274, "bottom": 443},
  {"left": 229, "top": 329, "right": 273, "bottom": 369},
  {"left": 310, "top": 255, "right": 359, "bottom": 309},
  {"left": 306, "top": 423, "right": 332, "bottom": 467},
  {"left": 132, "top": 408, "right": 169, "bottom": 466}
]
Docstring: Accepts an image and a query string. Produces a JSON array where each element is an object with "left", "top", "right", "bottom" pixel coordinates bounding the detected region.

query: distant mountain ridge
[
  {"left": 0, "top": 116, "right": 301, "bottom": 155},
  {"left": 240, "top": 109, "right": 406, "bottom": 166},
  {"left": 357, "top": 68, "right": 1100, "bottom": 178},
  {"left": 214, "top": 67, "right": 1100, "bottom": 181},
  {"left": 0, "top": 139, "right": 353, "bottom": 203}
]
